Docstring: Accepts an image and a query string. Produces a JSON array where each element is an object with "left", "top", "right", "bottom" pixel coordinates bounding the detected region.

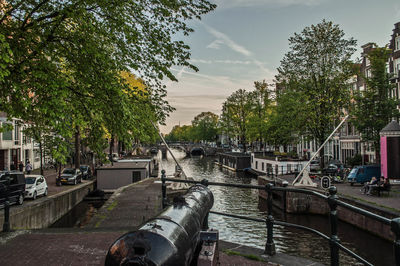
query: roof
[
  {"left": 381, "top": 120, "right": 400, "bottom": 133},
  {"left": 98, "top": 161, "right": 149, "bottom": 170}
]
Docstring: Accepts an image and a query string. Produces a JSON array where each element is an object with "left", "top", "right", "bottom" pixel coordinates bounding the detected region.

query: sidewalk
[{"left": 279, "top": 174, "right": 400, "bottom": 215}]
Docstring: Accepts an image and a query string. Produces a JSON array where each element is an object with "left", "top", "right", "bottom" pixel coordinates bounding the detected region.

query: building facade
[{"left": 0, "top": 113, "right": 40, "bottom": 171}]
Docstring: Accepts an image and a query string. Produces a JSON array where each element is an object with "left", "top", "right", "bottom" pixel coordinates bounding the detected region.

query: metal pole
[
  {"left": 3, "top": 198, "right": 10, "bottom": 232},
  {"left": 328, "top": 186, "right": 340, "bottom": 266},
  {"left": 292, "top": 115, "right": 349, "bottom": 185},
  {"left": 161, "top": 170, "right": 167, "bottom": 209},
  {"left": 391, "top": 218, "right": 400, "bottom": 265},
  {"left": 151, "top": 121, "right": 188, "bottom": 179},
  {"left": 265, "top": 183, "right": 276, "bottom": 255}
]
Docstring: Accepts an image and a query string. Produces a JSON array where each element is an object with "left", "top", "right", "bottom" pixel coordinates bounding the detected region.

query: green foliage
[
  {"left": 266, "top": 85, "right": 307, "bottom": 148},
  {"left": 347, "top": 154, "right": 362, "bottom": 167},
  {"left": 351, "top": 45, "right": 399, "bottom": 160},
  {"left": 246, "top": 80, "right": 273, "bottom": 143},
  {"left": 191, "top": 112, "right": 218, "bottom": 142},
  {"left": 0, "top": 0, "right": 215, "bottom": 159},
  {"left": 276, "top": 20, "right": 356, "bottom": 164},
  {"left": 165, "top": 125, "right": 194, "bottom": 142},
  {"left": 220, "top": 89, "right": 253, "bottom": 150}
]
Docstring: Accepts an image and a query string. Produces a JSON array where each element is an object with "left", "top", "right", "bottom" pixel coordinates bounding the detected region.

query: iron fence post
[
  {"left": 390, "top": 218, "right": 400, "bottom": 265},
  {"left": 328, "top": 186, "right": 340, "bottom": 266},
  {"left": 161, "top": 170, "right": 167, "bottom": 209},
  {"left": 265, "top": 183, "right": 276, "bottom": 255}
]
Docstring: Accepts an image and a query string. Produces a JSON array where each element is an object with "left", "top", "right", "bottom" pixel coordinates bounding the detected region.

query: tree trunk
[
  {"left": 74, "top": 126, "right": 80, "bottom": 169},
  {"left": 39, "top": 141, "right": 43, "bottom": 175},
  {"left": 375, "top": 141, "right": 381, "bottom": 164},
  {"left": 110, "top": 135, "right": 114, "bottom": 166},
  {"left": 319, "top": 145, "right": 325, "bottom": 169}
]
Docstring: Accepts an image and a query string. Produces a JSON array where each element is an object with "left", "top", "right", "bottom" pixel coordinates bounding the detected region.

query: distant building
[
  {"left": 388, "top": 22, "right": 400, "bottom": 102},
  {"left": 0, "top": 112, "right": 40, "bottom": 171}
]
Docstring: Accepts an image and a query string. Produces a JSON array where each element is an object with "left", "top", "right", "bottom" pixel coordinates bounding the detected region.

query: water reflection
[{"left": 159, "top": 149, "right": 393, "bottom": 265}]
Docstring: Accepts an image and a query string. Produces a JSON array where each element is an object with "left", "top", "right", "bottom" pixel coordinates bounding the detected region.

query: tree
[
  {"left": 220, "top": 89, "right": 252, "bottom": 151},
  {"left": 191, "top": 112, "right": 218, "bottom": 142},
  {"left": 0, "top": 0, "right": 215, "bottom": 162},
  {"left": 351, "top": 45, "right": 399, "bottom": 162},
  {"left": 276, "top": 20, "right": 356, "bottom": 167},
  {"left": 266, "top": 85, "right": 307, "bottom": 151},
  {"left": 246, "top": 80, "right": 273, "bottom": 149},
  {"left": 165, "top": 125, "right": 194, "bottom": 142}
]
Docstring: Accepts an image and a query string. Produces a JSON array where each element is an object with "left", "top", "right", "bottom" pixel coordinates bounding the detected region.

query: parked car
[
  {"left": 60, "top": 168, "right": 82, "bottom": 185},
  {"left": 0, "top": 171, "right": 26, "bottom": 206},
  {"left": 322, "top": 162, "right": 345, "bottom": 178},
  {"left": 347, "top": 165, "right": 381, "bottom": 185},
  {"left": 79, "top": 165, "right": 92, "bottom": 180},
  {"left": 25, "top": 175, "right": 48, "bottom": 200},
  {"left": 309, "top": 160, "right": 320, "bottom": 172}
]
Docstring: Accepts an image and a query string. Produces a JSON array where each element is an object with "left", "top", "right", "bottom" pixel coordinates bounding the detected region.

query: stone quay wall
[
  {"left": 0, "top": 181, "right": 94, "bottom": 229},
  {"left": 258, "top": 176, "right": 395, "bottom": 241}
]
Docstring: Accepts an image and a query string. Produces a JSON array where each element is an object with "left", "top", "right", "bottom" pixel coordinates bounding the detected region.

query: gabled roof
[{"left": 381, "top": 120, "right": 400, "bottom": 132}]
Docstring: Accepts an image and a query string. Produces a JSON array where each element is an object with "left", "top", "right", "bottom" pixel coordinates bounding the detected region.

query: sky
[{"left": 160, "top": 0, "right": 400, "bottom": 134}]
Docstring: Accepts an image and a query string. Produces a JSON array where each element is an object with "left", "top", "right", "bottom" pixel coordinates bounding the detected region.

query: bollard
[
  {"left": 391, "top": 217, "right": 400, "bottom": 265},
  {"left": 106, "top": 184, "right": 214, "bottom": 266},
  {"left": 328, "top": 186, "right": 340, "bottom": 266},
  {"left": 3, "top": 198, "right": 10, "bottom": 232},
  {"left": 161, "top": 170, "right": 167, "bottom": 209},
  {"left": 264, "top": 183, "right": 276, "bottom": 255}
]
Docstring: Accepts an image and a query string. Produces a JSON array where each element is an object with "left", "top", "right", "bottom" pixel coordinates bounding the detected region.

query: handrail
[
  {"left": 161, "top": 172, "right": 400, "bottom": 266},
  {"left": 210, "top": 210, "right": 372, "bottom": 266}
]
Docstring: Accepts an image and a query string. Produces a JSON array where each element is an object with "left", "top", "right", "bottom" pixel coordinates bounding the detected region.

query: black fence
[{"left": 161, "top": 170, "right": 400, "bottom": 266}]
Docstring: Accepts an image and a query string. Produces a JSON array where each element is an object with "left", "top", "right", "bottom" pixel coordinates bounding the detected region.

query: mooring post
[
  {"left": 328, "top": 186, "right": 340, "bottom": 266},
  {"left": 3, "top": 198, "right": 10, "bottom": 232},
  {"left": 391, "top": 218, "right": 400, "bottom": 265},
  {"left": 161, "top": 170, "right": 167, "bottom": 209},
  {"left": 264, "top": 183, "right": 276, "bottom": 255}
]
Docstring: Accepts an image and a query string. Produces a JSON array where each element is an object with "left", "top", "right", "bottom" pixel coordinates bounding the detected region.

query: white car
[{"left": 25, "top": 175, "right": 48, "bottom": 200}]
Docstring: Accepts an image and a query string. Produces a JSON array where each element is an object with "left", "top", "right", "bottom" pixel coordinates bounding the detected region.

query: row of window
[{"left": 2, "top": 122, "right": 31, "bottom": 144}]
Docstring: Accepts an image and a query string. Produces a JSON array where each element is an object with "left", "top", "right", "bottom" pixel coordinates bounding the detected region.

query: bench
[{"left": 370, "top": 184, "right": 391, "bottom": 197}]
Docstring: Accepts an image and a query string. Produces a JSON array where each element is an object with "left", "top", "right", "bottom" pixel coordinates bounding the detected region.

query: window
[
  {"left": 365, "top": 57, "right": 370, "bottom": 67},
  {"left": 262, "top": 162, "right": 264, "bottom": 171},
  {"left": 255, "top": 161, "right": 258, "bottom": 169},
  {"left": 132, "top": 171, "right": 141, "bottom": 183},
  {"left": 394, "top": 58, "right": 400, "bottom": 75},
  {"left": 2, "top": 122, "right": 12, "bottom": 140},
  {"left": 395, "top": 36, "right": 400, "bottom": 51},
  {"left": 14, "top": 124, "right": 20, "bottom": 143}
]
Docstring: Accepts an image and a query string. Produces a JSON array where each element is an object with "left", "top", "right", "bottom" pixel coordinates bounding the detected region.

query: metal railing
[{"left": 160, "top": 170, "right": 400, "bottom": 266}]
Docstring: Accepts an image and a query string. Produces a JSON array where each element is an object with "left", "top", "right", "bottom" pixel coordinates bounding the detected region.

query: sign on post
[{"left": 321, "top": 176, "right": 331, "bottom": 189}]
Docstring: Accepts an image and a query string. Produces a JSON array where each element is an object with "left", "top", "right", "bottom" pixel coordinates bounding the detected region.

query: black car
[
  {"left": 323, "top": 163, "right": 345, "bottom": 178},
  {"left": 79, "top": 165, "right": 92, "bottom": 180},
  {"left": 60, "top": 168, "right": 82, "bottom": 185},
  {"left": 0, "top": 171, "right": 26, "bottom": 206}
]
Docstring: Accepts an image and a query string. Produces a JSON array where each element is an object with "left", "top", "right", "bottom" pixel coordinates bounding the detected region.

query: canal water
[{"left": 159, "top": 149, "right": 394, "bottom": 266}]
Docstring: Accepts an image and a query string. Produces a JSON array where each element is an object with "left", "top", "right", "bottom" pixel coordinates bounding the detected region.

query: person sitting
[
  {"left": 376, "top": 177, "right": 391, "bottom": 196},
  {"left": 362, "top": 176, "right": 377, "bottom": 194},
  {"left": 367, "top": 176, "right": 385, "bottom": 195}
]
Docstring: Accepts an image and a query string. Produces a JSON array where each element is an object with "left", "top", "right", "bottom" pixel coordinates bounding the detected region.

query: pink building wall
[{"left": 380, "top": 136, "right": 387, "bottom": 178}]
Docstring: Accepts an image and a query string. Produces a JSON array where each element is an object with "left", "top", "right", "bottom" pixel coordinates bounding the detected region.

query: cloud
[
  {"left": 213, "top": 0, "right": 325, "bottom": 8},
  {"left": 207, "top": 39, "right": 224, "bottom": 49},
  {"left": 203, "top": 24, "right": 252, "bottom": 56},
  {"left": 190, "top": 59, "right": 253, "bottom": 65}
]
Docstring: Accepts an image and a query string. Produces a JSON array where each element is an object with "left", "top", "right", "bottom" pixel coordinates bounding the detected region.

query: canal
[{"left": 159, "top": 149, "right": 394, "bottom": 266}]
